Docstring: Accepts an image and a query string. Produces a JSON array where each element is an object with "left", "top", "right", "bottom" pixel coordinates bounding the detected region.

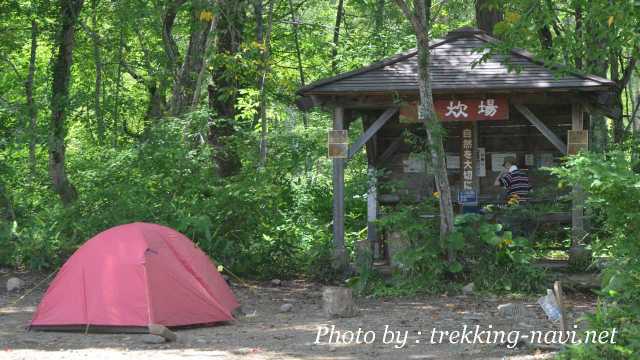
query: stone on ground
[
  {"left": 322, "top": 286, "right": 358, "bottom": 318},
  {"left": 148, "top": 324, "right": 177, "bottom": 342},
  {"left": 279, "top": 303, "right": 293, "bottom": 313},
  {"left": 462, "top": 282, "right": 474, "bottom": 295},
  {"left": 142, "top": 334, "right": 166, "bottom": 344},
  {"left": 271, "top": 279, "right": 282, "bottom": 286},
  {"left": 6, "top": 277, "right": 24, "bottom": 292}
]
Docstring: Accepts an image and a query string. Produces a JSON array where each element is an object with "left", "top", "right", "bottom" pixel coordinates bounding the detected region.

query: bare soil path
[{"left": 0, "top": 271, "right": 596, "bottom": 360}]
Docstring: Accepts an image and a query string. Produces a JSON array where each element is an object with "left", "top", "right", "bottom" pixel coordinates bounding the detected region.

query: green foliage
[
  {"left": 0, "top": 115, "right": 368, "bottom": 279},
  {"left": 552, "top": 149, "right": 640, "bottom": 359}
]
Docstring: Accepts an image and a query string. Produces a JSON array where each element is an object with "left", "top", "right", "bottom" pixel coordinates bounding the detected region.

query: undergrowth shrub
[
  {"left": 353, "top": 197, "right": 546, "bottom": 296},
  {"left": 0, "top": 116, "right": 368, "bottom": 279}
]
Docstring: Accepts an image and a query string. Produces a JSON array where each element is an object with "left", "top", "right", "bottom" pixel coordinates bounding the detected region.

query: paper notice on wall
[
  {"left": 477, "top": 147, "right": 486, "bottom": 177},
  {"left": 538, "top": 153, "right": 555, "bottom": 168},
  {"left": 446, "top": 155, "right": 460, "bottom": 169},
  {"left": 403, "top": 157, "right": 425, "bottom": 173},
  {"left": 491, "top": 153, "right": 516, "bottom": 172}
]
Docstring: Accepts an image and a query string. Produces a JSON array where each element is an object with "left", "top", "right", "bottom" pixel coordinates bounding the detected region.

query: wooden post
[
  {"left": 364, "top": 112, "right": 379, "bottom": 260},
  {"left": 367, "top": 165, "right": 378, "bottom": 258},
  {"left": 332, "top": 106, "right": 347, "bottom": 269},
  {"left": 571, "top": 104, "right": 586, "bottom": 246}
]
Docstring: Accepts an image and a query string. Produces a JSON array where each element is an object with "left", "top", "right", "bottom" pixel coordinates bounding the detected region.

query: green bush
[{"left": 450, "top": 213, "right": 547, "bottom": 294}]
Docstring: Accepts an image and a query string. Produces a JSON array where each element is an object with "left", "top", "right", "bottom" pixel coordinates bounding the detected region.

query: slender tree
[
  {"left": 288, "top": 0, "right": 308, "bottom": 127},
  {"left": 257, "top": 0, "right": 274, "bottom": 163},
  {"left": 49, "top": 0, "right": 83, "bottom": 206},
  {"left": 394, "top": 0, "right": 455, "bottom": 259},
  {"left": 26, "top": 19, "right": 38, "bottom": 176},
  {"left": 90, "top": 0, "right": 104, "bottom": 142},
  {"left": 331, "top": 0, "right": 344, "bottom": 74}
]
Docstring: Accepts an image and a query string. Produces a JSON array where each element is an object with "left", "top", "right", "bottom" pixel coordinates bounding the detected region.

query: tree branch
[
  {"left": 617, "top": 47, "right": 639, "bottom": 89},
  {"left": 393, "top": 0, "right": 425, "bottom": 36}
]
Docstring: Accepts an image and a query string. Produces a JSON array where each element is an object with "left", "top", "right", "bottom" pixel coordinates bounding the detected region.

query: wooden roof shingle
[{"left": 298, "top": 28, "right": 614, "bottom": 96}]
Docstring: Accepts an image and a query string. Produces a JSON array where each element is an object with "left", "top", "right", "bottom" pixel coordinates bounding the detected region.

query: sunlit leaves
[{"left": 198, "top": 10, "right": 214, "bottom": 22}]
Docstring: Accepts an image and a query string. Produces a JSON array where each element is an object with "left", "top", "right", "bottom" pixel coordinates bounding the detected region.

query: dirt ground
[{"left": 0, "top": 271, "right": 597, "bottom": 360}]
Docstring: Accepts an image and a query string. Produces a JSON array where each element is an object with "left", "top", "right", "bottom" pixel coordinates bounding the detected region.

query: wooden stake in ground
[{"left": 553, "top": 281, "right": 567, "bottom": 332}]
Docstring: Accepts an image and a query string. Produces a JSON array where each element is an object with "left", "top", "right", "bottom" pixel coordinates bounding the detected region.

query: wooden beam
[
  {"left": 376, "top": 137, "right": 403, "bottom": 166},
  {"left": 514, "top": 104, "right": 567, "bottom": 154},
  {"left": 332, "top": 106, "right": 347, "bottom": 269},
  {"left": 348, "top": 107, "right": 398, "bottom": 159}
]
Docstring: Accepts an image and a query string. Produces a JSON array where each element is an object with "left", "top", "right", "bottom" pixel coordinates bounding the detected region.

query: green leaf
[{"left": 448, "top": 261, "right": 463, "bottom": 273}]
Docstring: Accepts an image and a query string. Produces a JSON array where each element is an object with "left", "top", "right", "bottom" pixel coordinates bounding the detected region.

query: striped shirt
[{"left": 499, "top": 168, "right": 531, "bottom": 200}]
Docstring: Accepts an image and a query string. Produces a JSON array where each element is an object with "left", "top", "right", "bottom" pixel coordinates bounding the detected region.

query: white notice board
[
  {"left": 446, "top": 155, "right": 460, "bottom": 169},
  {"left": 477, "top": 147, "right": 486, "bottom": 177}
]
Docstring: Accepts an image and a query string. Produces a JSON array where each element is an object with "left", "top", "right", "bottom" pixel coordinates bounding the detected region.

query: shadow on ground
[{"left": 0, "top": 271, "right": 595, "bottom": 360}]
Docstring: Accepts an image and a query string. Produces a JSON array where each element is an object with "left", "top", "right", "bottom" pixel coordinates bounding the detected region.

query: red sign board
[{"left": 435, "top": 97, "right": 509, "bottom": 121}]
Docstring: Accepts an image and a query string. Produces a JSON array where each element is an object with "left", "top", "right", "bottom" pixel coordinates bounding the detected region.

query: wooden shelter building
[{"left": 297, "top": 28, "right": 616, "bottom": 265}]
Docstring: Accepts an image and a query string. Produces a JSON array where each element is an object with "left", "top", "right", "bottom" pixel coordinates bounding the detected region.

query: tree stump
[{"left": 322, "top": 286, "right": 358, "bottom": 318}]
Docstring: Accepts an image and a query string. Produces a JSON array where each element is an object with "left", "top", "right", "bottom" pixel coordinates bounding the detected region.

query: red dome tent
[{"left": 30, "top": 222, "right": 239, "bottom": 331}]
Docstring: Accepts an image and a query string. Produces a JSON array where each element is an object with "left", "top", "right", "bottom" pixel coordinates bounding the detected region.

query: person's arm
[{"left": 494, "top": 169, "right": 507, "bottom": 186}]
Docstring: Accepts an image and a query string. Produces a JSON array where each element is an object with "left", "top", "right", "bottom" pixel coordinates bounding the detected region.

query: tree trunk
[
  {"left": 416, "top": 31, "right": 455, "bottom": 262},
  {"left": 257, "top": 0, "right": 274, "bottom": 164},
  {"left": 574, "top": 5, "right": 583, "bottom": 70},
  {"left": 190, "top": 17, "right": 217, "bottom": 109},
  {"left": 288, "top": 0, "right": 308, "bottom": 127},
  {"left": 207, "top": 0, "right": 244, "bottom": 177},
  {"left": 170, "top": 7, "right": 213, "bottom": 116},
  {"left": 91, "top": 0, "right": 104, "bottom": 142},
  {"left": 113, "top": 28, "right": 124, "bottom": 145},
  {"left": 0, "top": 181, "right": 15, "bottom": 222},
  {"left": 585, "top": 20, "right": 609, "bottom": 152},
  {"left": 162, "top": 0, "right": 187, "bottom": 80},
  {"left": 331, "top": 0, "right": 344, "bottom": 74},
  {"left": 474, "top": 0, "right": 502, "bottom": 35},
  {"left": 374, "top": 0, "right": 386, "bottom": 57},
  {"left": 26, "top": 19, "right": 38, "bottom": 177},
  {"left": 135, "top": 30, "right": 167, "bottom": 121},
  {"left": 395, "top": 0, "right": 455, "bottom": 260},
  {"left": 49, "top": 0, "right": 83, "bottom": 206}
]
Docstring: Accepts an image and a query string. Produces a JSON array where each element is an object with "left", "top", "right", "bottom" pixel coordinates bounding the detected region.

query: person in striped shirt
[{"left": 494, "top": 156, "right": 531, "bottom": 203}]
